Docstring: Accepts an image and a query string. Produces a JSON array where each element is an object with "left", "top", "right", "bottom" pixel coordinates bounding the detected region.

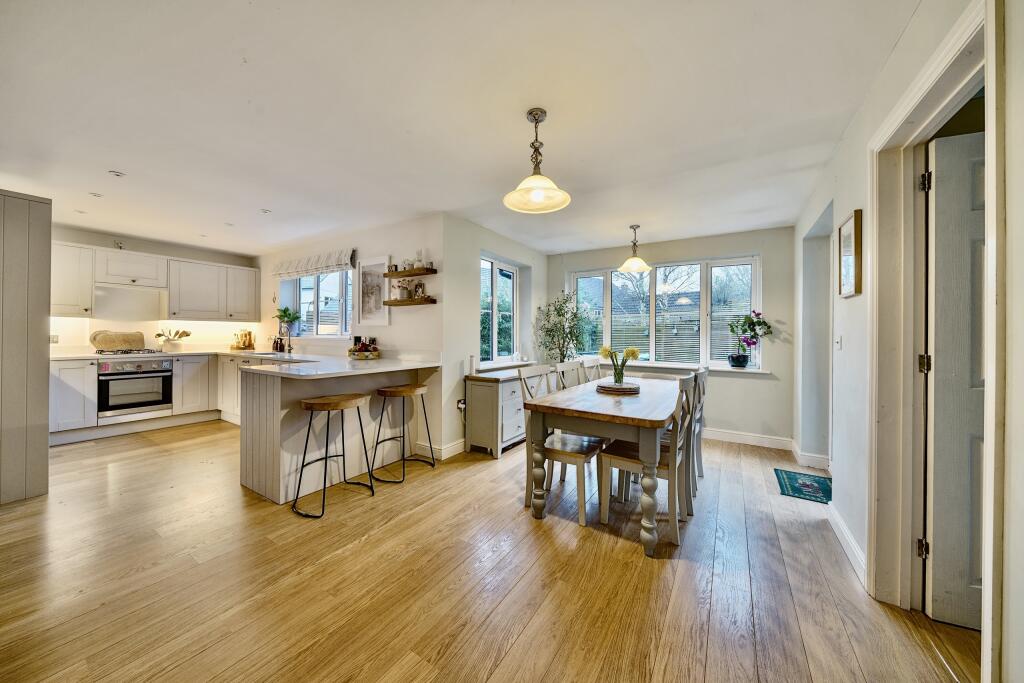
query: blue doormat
[{"left": 774, "top": 468, "right": 832, "bottom": 504}]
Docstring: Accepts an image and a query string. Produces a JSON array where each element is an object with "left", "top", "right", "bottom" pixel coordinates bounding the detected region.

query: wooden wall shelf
[
  {"left": 384, "top": 267, "right": 438, "bottom": 279},
  {"left": 383, "top": 296, "right": 437, "bottom": 307}
]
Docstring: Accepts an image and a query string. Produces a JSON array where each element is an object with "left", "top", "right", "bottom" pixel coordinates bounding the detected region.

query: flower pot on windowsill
[{"left": 728, "top": 353, "right": 750, "bottom": 368}]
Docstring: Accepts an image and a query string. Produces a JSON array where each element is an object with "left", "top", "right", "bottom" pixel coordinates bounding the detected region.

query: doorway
[{"left": 922, "top": 93, "right": 985, "bottom": 630}]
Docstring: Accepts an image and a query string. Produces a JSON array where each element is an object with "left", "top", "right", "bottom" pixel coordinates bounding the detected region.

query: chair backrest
[
  {"left": 668, "top": 373, "right": 696, "bottom": 462},
  {"left": 580, "top": 356, "right": 602, "bottom": 381},
  {"left": 519, "top": 364, "right": 556, "bottom": 401},
  {"left": 555, "top": 360, "right": 585, "bottom": 389},
  {"left": 693, "top": 367, "right": 709, "bottom": 422}
]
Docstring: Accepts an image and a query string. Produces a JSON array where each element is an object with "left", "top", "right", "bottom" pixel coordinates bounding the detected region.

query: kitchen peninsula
[{"left": 238, "top": 354, "right": 440, "bottom": 504}]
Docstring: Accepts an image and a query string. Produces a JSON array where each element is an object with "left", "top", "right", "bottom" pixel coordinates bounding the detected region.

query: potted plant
[
  {"left": 599, "top": 345, "right": 641, "bottom": 384},
  {"left": 274, "top": 306, "right": 301, "bottom": 353},
  {"left": 535, "top": 291, "right": 592, "bottom": 362},
  {"left": 727, "top": 310, "right": 773, "bottom": 368},
  {"left": 395, "top": 279, "right": 412, "bottom": 300}
]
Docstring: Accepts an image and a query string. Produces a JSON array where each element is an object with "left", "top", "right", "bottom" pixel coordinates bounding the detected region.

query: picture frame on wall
[
  {"left": 838, "top": 209, "right": 862, "bottom": 298},
  {"left": 357, "top": 255, "right": 390, "bottom": 326}
]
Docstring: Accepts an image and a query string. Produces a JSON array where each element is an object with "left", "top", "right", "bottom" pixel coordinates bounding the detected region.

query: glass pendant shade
[
  {"left": 618, "top": 255, "right": 652, "bottom": 273},
  {"left": 503, "top": 173, "right": 572, "bottom": 214},
  {"left": 618, "top": 224, "right": 652, "bottom": 272}
]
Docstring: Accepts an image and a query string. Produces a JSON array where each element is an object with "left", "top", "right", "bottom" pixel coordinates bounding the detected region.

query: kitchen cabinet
[
  {"left": 49, "top": 360, "right": 98, "bottom": 431},
  {"left": 51, "top": 243, "right": 94, "bottom": 317},
  {"left": 226, "top": 266, "right": 259, "bottom": 321},
  {"left": 95, "top": 249, "right": 167, "bottom": 287},
  {"left": 218, "top": 356, "right": 239, "bottom": 419},
  {"left": 172, "top": 355, "right": 210, "bottom": 415},
  {"left": 169, "top": 260, "right": 228, "bottom": 320}
]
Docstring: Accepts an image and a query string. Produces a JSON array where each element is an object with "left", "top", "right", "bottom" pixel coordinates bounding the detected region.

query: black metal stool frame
[
  {"left": 370, "top": 394, "right": 436, "bottom": 484},
  {"left": 292, "top": 405, "right": 374, "bottom": 519}
]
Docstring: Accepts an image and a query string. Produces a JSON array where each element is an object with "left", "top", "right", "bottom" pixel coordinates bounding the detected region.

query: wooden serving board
[{"left": 596, "top": 382, "right": 640, "bottom": 395}]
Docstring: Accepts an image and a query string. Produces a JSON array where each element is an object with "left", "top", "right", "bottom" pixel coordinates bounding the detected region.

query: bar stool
[
  {"left": 370, "top": 383, "right": 435, "bottom": 483},
  {"left": 292, "top": 393, "right": 374, "bottom": 518}
]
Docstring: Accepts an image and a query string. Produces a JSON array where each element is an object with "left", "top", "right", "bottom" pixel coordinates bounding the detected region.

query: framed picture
[
  {"left": 837, "top": 209, "right": 862, "bottom": 298},
  {"left": 357, "top": 255, "right": 390, "bottom": 326}
]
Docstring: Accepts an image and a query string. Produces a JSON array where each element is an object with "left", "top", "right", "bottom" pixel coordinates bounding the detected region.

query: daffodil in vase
[{"left": 599, "top": 345, "right": 641, "bottom": 385}]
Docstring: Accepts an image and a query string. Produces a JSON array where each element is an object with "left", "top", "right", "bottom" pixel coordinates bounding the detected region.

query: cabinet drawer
[
  {"left": 502, "top": 401, "right": 524, "bottom": 430},
  {"left": 499, "top": 380, "right": 522, "bottom": 403},
  {"left": 502, "top": 416, "right": 524, "bottom": 442}
]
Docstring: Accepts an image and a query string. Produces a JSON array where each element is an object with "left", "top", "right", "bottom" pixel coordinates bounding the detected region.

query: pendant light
[
  {"left": 618, "top": 225, "right": 652, "bottom": 273},
  {"left": 502, "top": 107, "right": 571, "bottom": 214}
]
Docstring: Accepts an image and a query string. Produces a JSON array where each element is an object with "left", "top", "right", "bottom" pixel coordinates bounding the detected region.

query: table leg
[
  {"left": 530, "top": 411, "right": 547, "bottom": 519},
  {"left": 638, "top": 427, "right": 661, "bottom": 557}
]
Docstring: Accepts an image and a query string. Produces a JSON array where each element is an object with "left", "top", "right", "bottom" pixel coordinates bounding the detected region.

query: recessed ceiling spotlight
[
  {"left": 199, "top": 233, "right": 208, "bottom": 238},
  {"left": 74, "top": 209, "right": 87, "bottom": 214},
  {"left": 259, "top": 209, "right": 272, "bottom": 214},
  {"left": 108, "top": 170, "right": 126, "bottom": 177},
  {"left": 224, "top": 222, "right": 235, "bottom": 227},
  {"left": 88, "top": 192, "right": 104, "bottom": 198}
]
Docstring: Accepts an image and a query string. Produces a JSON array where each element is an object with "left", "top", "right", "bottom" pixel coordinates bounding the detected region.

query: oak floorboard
[{"left": 0, "top": 425, "right": 981, "bottom": 682}]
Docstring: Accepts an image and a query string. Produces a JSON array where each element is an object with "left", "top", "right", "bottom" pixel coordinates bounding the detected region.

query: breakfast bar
[{"left": 238, "top": 355, "right": 441, "bottom": 504}]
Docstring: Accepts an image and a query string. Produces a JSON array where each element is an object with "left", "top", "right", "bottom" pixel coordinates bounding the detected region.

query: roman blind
[{"left": 272, "top": 249, "right": 354, "bottom": 279}]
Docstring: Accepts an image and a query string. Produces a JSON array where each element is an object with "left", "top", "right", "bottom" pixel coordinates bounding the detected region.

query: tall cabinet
[{"left": 1, "top": 189, "right": 51, "bottom": 504}]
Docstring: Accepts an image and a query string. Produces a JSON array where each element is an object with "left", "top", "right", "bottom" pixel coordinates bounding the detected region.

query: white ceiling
[{"left": 0, "top": 0, "right": 919, "bottom": 256}]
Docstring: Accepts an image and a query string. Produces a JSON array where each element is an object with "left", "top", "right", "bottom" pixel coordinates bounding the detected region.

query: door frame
[{"left": 864, "top": 0, "right": 1006, "bottom": 678}]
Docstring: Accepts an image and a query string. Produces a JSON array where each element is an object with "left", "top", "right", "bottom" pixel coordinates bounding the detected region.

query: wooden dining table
[{"left": 522, "top": 376, "right": 679, "bottom": 557}]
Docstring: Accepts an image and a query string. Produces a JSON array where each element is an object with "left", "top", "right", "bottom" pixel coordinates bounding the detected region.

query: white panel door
[
  {"left": 50, "top": 243, "right": 94, "bottom": 317},
  {"left": 49, "top": 360, "right": 98, "bottom": 431},
  {"left": 226, "top": 267, "right": 259, "bottom": 321},
  {"left": 926, "top": 132, "right": 984, "bottom": 629},
  {"left": 172, "top": 355, "right": 210, "bottom": 415},
  {"left": 95, "top": 249, "right": 168, "bottom": 287},
  {"left": 169, "top": 260, "right": 227, "bottom": 320}
]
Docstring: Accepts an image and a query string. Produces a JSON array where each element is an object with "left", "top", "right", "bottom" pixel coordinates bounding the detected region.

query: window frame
[
  {"left": 280, "top": 270, "right": 353, "bottom": 339},
  {"left": 480, "top": 257, "right": 519, "bottom": 366},
  {"left": 570, "top": 255, "right": 762, "bottom": 369}
]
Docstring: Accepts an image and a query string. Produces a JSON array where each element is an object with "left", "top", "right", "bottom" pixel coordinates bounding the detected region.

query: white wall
[
  {"left": 791, "top": 0, "right": 973, "bottom": 571},
  {"left": 547, "top": 226, "right": 795, "bottom": 442},
  {"left": 798, "top": 235, "right": 831, "bottom": 458},
  {"left": 441, "top": 214, "right": 548, "bottom": 448},
  {"left": 1001, "top": 0, "right": 1022, "bottom": 676}
]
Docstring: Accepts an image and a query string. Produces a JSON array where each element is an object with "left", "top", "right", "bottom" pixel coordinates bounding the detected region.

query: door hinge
[
  {"left": 917, "top": 537, "right": 930, "bottom": 559},
  {"left": 918, "top": 353, "right": 932, "bottom": 374},
  {"left": 919, "top": 170, "right": 933, "bottom": 192}
]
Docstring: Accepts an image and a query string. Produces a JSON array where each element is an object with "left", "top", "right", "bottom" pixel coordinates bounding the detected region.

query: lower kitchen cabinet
[
  {"left": 49, "top": 360, "right": 98, "bottom": 432},
  {"left": 218, "top": 356, "right": 240, "bottom": 420},
  {"left": 465, "top": 369, "right": 526, "bottom": 458},
  {"left": 172, "top": 355, "right": 210, "bottom": 414}
]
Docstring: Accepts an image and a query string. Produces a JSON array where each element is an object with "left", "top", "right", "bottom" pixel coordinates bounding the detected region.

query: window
[
  {"left": 574, "top": 274, "right": 604, "bottom": 355},
  {"left": 282, "top": 270, "right": 353, "bottom": 337},
  {"left": 611, "top": 271, "right": 651, "bottom": 360},
  {"left": 480, "top": 257, "right": 517, "bottom": 363},
  {"left": 572, "top": 256, "right": 761, "bottom": 368}
]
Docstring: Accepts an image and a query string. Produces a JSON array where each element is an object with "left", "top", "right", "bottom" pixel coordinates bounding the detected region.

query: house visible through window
[
  {"left": 283, "top": 270, "right": 353, "bottom": 337},
  {"left": 572, "top": 256, "right": 761, "bottom": 368},
  {"left": 480, "top": 257, "right": 517, "bottom": 363}
]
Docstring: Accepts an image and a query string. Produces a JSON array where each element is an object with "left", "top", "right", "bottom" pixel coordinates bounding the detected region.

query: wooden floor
[{"left": 0, "top": 422, "right": 979, "bottom": 682}]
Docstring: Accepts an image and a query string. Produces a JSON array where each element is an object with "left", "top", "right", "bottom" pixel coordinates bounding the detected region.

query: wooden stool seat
[
  {"left": 300, "top": 393, "right": 371, "bottom": 412},
  {"left": 376, "top": 383, "right": 428, "bottom": 398}
]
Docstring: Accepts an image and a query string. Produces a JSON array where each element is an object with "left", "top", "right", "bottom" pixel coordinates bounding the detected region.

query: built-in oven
[{"left": 97, "top": 358, "right": 173, "bottom": 425}]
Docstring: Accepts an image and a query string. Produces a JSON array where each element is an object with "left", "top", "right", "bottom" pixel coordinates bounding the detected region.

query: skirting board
[
  {"left": 827, "top": 502, "right": 868, "bottom": 587},
  {"left": 416, "top": 439, "right": 466, "bottom": 461},
  {"left": 789, "top": 443, "right": 831, "bottom": 471},
  {"left": 49, "top": 411, "right": 222, "bottom": 446},
  {"left": 702, "top": 427, "right": 792, "bottom": 452}
]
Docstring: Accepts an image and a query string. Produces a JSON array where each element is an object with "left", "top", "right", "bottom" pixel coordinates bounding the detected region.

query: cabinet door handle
[
  {"left": 130, "top": 279, "right": 137, "bottom": 283},
  {"left": 83, "top": 307, "right": 90, "bottom": 312},
  {"left": 88, "top": 361, "right": 96, "bottom": 366}
]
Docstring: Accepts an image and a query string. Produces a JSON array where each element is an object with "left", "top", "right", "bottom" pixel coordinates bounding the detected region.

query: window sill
[{"left": 597, "top": 360, "right": 769, "bottom": 375}]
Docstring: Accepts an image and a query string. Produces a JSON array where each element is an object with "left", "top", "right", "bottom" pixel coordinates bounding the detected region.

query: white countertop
[
  {"left": 49, "top": 346, "right": 440, "bottom": 380},
  {"left": 242, "top": 356, "right": 440, "bottom": 379}
]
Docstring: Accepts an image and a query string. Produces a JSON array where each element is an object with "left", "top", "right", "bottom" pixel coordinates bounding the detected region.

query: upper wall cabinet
[
  {"left": 95, "top": 248, "right": 167, "bottom": 287},
  {"left": 168, "top": 260, "right": 228, "bottom": 320},
  {"left": 51, "top": 243, "right": 94, "bottom": 317},
  {"left": 226, "top": 266, "right": 259, "bottom": 321}
]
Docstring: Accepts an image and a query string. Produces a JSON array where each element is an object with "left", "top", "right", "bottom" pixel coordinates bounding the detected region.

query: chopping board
[{"left": 90, "top": 330, "right": 146, "bottom": 351}]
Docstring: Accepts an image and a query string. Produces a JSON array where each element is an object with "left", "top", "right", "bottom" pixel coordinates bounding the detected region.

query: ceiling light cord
[{"left": 631, "top": 225, "right": 640, "bottom": 256}]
